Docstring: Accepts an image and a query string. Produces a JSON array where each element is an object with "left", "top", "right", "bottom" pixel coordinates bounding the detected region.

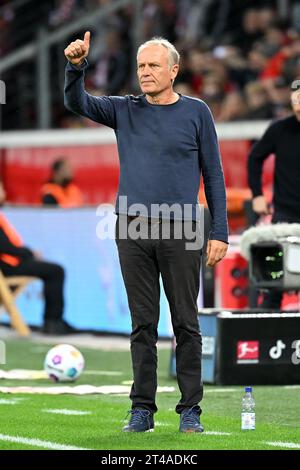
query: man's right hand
[
  {"left": 64, "top": 31, "right": 90, "bottom": 66},
  {"left": 252, "top": 195, "right": 270, "bottom": 215}
]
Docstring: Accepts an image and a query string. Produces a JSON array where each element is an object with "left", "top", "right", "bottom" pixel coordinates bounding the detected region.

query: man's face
[
  {"left": 54, "top": 160, "right": 73, "bottom": 185},
  {"left": 59, "top": 161, "right": 73, "bottom": 180},
  {"left": 291, "top": 90, "right": 300, "bottom": 121},
  {"left": 137, "top": 45, "right": 178, "bottom": 96}
]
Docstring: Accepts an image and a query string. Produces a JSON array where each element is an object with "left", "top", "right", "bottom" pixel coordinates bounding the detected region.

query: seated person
[
  {"left": 41, "top": 158, "right": 83, "bottom": 207},
  {"left": 0, "top": 181, "right": 75, "bottom": 334}
]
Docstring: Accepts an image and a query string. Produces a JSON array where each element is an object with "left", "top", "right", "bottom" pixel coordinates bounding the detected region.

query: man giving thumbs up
[{"left": 64, "top": 31, "right": 90, "bottom": 67}]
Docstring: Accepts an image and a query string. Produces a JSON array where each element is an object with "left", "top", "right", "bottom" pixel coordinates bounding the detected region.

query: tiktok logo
[
  {"left": 269, "top": 340, "right": 286, "bottom": 360},
  {"left": 291, "top": 340, "right": 300, "bottom": 365}
]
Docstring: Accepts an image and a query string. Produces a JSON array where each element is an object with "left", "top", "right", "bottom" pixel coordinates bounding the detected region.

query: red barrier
[
  {"left": 2, "top": 144, "right": 119, "bottom": 205},
  {"left": 214, "top": 248, "right": 249, "bottom": 309},
  {"left": 1, "top": 140, "right": 274, "bottom": 205}
]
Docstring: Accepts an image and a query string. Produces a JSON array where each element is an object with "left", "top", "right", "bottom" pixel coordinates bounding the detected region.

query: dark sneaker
[
  {"left": 179, "top": 406, "right": 204, "bottom": 433},
  {"left": 42, "top": 320, "right": 79, "bottom": 335},
  {"left": 122, "top": 409, "right": 154, "bottom": 432}
]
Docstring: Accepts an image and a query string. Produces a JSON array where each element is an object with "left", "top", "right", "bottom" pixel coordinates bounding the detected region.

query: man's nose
[{"left": 142, "top": 64, "right": 151, "bottom": 74}]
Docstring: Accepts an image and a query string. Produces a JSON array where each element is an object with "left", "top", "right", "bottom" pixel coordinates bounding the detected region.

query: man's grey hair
[{"left": 137, "top": 37, "right": 180, "bottom": 68}]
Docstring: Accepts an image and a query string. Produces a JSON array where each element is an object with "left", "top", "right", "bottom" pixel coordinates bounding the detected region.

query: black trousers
[
  {"left": 0, "top": 260, "right": 64, "bottom": 322},
  {"left": 115, "top": 216, "right": 203, "bottom": 414}
]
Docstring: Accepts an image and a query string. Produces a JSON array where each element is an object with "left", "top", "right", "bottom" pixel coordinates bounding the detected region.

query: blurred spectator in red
[
  {"left": 91, "top": 30, "right": 129, "bottom": 95},
  {"left": 0, "top": 2, "right": 14, "bottom": 55},
  {"left": 244, "top": 81, "right": 273, "bottom": 119},
  {"left": 142, "top": 0, "right": 178, "bottom": 42},
  {"left": 201, "top": 73, "right": 225, "bottom": 119},
  {"left": 233, "top": 9, "right": 264, "bottom": 55},
  {"left": 266, "top": 76, "right": 292, "bottom": 119},
  {"left": 5, "top": 0, "right": 300, "bottom": 128},
  {"left": 173, "top": 82, "right": 194, "bottom": 97},
  {"left": 185, "top": 49, "right": 207, "bottom": 95},
  {"left": 49, "top": 0, "right": 78, "bottom": 28},
  {"left": 217, "top": 91, "right": 248, "bottom": 122},
  {"left": 247, "top": 42, "right": 270, "bottom": 79}
]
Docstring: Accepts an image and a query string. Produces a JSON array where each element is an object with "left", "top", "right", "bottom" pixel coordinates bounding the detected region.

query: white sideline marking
[
  {"left": 0, "top": 399, "right": 21, "bottom": 405},
  {"left": 42, "top": 409, "right": 91, "bottom": 416},
  {"left": 0, "top": 433, "right": 90, "bottom": 450},
  {"left": 264, "top": 441, "right": 300, "bottom": 449},
  {"left": 284, "top": 385, "right": 300, "bottom": 389},
  {"left": 205, "top": 389, "right": 239, "bottom": 393},
  {"left": 83, "top": 370, "right": 122, "bottom": 376}
]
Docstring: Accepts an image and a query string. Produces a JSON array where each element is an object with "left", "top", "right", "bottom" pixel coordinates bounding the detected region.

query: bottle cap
[{"left": 245, "top": 386, "right": 252, "bottom": 392}]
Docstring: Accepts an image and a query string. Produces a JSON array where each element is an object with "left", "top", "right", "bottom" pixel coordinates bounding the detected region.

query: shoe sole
[
  {"left": 180, "top": 428, "right": 204, "bottom": 433},
  {"left": 123, "top": 428, "right": 154, "bottom": 433}
]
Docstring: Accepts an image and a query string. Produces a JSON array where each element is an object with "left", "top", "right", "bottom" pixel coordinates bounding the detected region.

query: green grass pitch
[{"left": 0, "top": 338, "right": 299, "bottom": 450}]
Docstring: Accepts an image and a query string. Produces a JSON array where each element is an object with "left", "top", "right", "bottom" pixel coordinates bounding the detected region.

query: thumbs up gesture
[{"left": 64, "top": 31, "right": 90, "bottom": 66}]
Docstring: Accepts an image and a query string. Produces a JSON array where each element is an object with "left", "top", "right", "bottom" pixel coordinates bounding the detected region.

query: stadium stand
[{"left": 0, "top": 0, "right": 298, "bottom": 130}]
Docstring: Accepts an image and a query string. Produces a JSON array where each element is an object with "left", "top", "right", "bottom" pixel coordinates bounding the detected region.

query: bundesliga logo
[{"left": 237, "top": 341, "right": 259, "bottom": 364}]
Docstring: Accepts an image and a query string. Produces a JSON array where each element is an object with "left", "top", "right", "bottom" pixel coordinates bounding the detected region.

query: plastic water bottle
[{"left": 241, "top": 386, "right": 255, "bottom": 431}]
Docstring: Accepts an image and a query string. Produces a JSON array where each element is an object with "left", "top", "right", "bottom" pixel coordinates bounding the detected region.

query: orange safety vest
[
  {"left": 41, "top": 183, "right": 83, "bottom": 208},
  {"left": 199, "top": 187, "right": 253, "bottom": 214},
  {"left": 0, "top": 212, "right": 24, "bottom": 266}
]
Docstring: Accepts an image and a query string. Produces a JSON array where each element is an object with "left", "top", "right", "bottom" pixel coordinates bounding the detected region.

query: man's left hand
[{"left": 206, "top": 240, "right": 228, "bottom": 267}]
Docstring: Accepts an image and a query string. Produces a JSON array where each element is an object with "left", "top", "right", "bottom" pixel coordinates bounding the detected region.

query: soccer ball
[{"left": 44, "top": 344, "right": 85, "bottom": 382}]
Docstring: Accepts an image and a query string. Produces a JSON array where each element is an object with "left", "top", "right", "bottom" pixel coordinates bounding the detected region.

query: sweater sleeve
[
  {"left": 199, "top": 102, "right": 228, "bottom": 243},
  {"left": 0, "top": 228, "right": 34, "bottom": 260},
  {"left": 248, "top": 121, "right": 277, "bottom": 197},
  {"left": 64, "top": 60, "right": 118, "bottom": 128}
]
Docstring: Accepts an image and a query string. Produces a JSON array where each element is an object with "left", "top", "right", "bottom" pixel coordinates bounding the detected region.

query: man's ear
[{"left": 171, "top": 64, "right": 179, "bottom": 81}]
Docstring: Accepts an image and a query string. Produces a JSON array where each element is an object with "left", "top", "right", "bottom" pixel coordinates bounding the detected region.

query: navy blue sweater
[{"left": 64, "top": 61, "right": 228, "bottom": 242}]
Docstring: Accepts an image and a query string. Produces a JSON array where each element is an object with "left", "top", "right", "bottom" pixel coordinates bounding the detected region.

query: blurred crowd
[{"left": 2, "top": 0, "right": 300, "bottom": 128}]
